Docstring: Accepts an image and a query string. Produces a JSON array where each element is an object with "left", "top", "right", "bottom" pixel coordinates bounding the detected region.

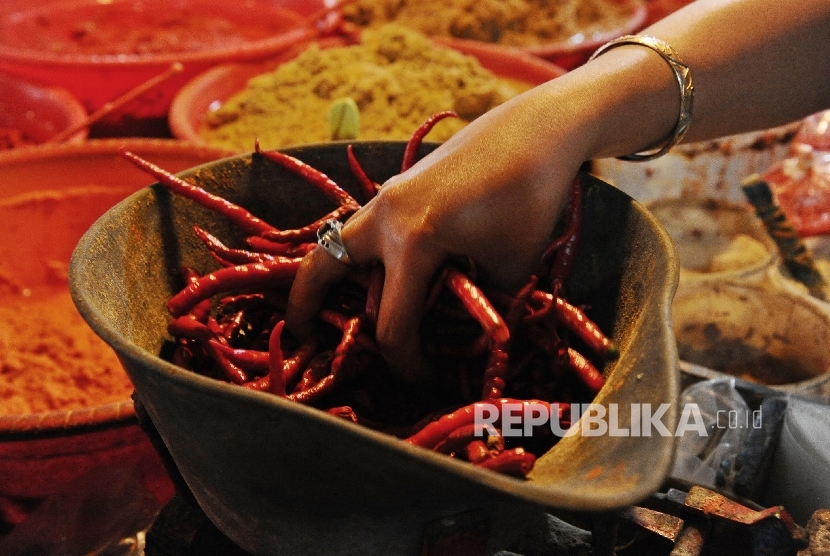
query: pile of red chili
[{"left": 120, "top": 112, "right": 618, "bottom": 478}]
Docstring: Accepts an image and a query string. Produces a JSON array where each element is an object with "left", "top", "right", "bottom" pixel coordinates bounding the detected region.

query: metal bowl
[{"left": 69, "top": 142, "right": 680, "bottom": 556}]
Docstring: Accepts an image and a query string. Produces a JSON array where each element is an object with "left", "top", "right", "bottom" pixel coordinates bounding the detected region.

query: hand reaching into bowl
[
  {"left": 286, "top": 0, "right": 830, "bottom": 381},
  {"left": 286, "top": 91, "right": 590, "bottom": 382}
]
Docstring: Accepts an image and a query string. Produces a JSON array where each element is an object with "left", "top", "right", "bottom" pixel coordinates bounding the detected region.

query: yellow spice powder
[
  {"left": 0, "top": 287, "right": 134, "bottom": 416},
  {"left": 199, "top": 24, "right": 531, "bottom": 152},
  {"left": 341, "top": 0, "right": 640, "bottom": 46}
]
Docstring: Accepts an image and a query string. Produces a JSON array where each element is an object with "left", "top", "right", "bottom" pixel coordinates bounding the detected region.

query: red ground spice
[{"left": 0, "top": 283, "right": 134, "bottom": 416}]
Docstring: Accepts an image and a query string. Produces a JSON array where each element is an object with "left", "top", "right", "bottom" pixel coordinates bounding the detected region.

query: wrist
[
  {"left": 589, "top": 35, "right": 694, "bottom": 161},
  {"left": 564, "top": 42, "right": 686, "bottom": 162}
]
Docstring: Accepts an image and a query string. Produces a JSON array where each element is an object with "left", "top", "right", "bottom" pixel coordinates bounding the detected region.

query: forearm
[
  {"left": 284, "top": 0, "right": 830, "bottom": 377},
  {"left": 653, "top": 0, "right": 830, "bottom": 141},
  {"left": 529, "top": 0, "right": 830, "bottom": 161}
]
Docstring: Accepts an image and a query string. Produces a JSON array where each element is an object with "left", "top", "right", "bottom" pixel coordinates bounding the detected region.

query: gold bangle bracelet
[{"left": 588, "top": 34, "right": 694, "bottom": 162}]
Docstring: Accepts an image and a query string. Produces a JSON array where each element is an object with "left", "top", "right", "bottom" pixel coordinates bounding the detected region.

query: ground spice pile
[
  {"left": 0, "top": 284, "right": 133, "bottom": 416},
  {"left": 199, "top": 24, "right": 531, "bottom": 151},
  {"left": 341, "top": 0, "right": 641, "bottom": 46},
  {"left": 0, "top": 185, "right": 136, "bottom": 418}
]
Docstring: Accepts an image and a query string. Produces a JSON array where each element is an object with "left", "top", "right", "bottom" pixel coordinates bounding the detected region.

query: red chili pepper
[
  {"left": 541, "top": 181, "right": 581, "bottom": 265},
  {"left": 405, "top": 403, "right": 480, "bottom": 449},
  {"left": 566, "top": 347, "right": 605, "bottom": 394},
  {"left": 218, "top": 293, "right": 267, "bottom": 311},
  {"left": 506, "top": 275, "right": 539, "bottom": 334},
  {"left": 291, "top": 351, "right": 334, "bottom": 393},
  {"left": 531, "top": 290, "right": 619, "bottom": 360},
  {"left": 193, "top": 226, "right": 275, "bottom": 266},
  {"left": 289, "top": 315, "right": 361, "bottom": 404},
  {"left": 259, "top": 204, "right": 357, "bottom": 243},
  {"left": 405, "top": 398, "right": 560, "bottom": 450},
  {"left": 268, "top": 321, "right": 287, "bottom": 396},
  {"left": 400, "top": 110, "right": 458, "bottom": 172},
  {"left": 318, "top": 309, "right": 379, "bottom": 353},
  {"left": 241, "top": 375, "right": 269, "bottom": 391},
  {"left": 443, "top": 267, "right": 509, "bottom": 344},
  {"left": 283, "top": 336, "right": 319, "bottom": 385},
  {"left": 209, "top": 341, "right": 269, "bottom": 375},
  {"left": 541, "top": 221, "right": 575, "bottom": 265},
  {"left": 255, "top": 140, "right": 359, "bottom": 208},
  {"left": 481, "top": 342, "right": 509, "bottom": 400},
  {"left": 221, "top": 310, "right": 246, "bottom": 341},
  {"left": 172, "top": 341, "right": 195, "bottom": 369},
  {"left": 288, "top": 367, "right": 335, "bottom": 403},
  {"left": 206, "top": 342, "right": 249, "bottom": 385},
  {"left": 347, "top": 144, "right": 378, "bottom": 202},
  {"left": 167, "top": 316, "right": 250, "bottom": 384},
  {"left": 327, "top": 405, "right": 360, "bottom": 423},
  {"left": 547, "top": 175, "right": 583, "bottom": 289},
  {"left": 331, "top": 315, "right": 362, "bottom": 373},
  {"left": 167, "top": 258, "right": 302, "bottom": 318},
  {"left": 245, "top": 236, "right": 316, "bottom": 257},
  {"left": 167, "top": 315, "right": 219, "bottom": 344},
  {"left": 241, "top": 335, "right": 320, "bottom": 392},
  {"left": 205, "top": 316, "right": 224, "bottom": 337},
  {"left": 465, "top": 440, "right": 491, "bottom": 463},
  {"left": 522, "top": 288, "right": 555, "bottom": 322},
  {"left": 475, "top": 448, "right": 536, "bottom": 477},
  {"left": 119, "top": 149, "right": 278, "bottom": 237},
  {"left": 433, "top": 423, "right": 481, "bottom": 455},
  {"left": 180, "top": 267, "right": 212, "bottom": 322}
]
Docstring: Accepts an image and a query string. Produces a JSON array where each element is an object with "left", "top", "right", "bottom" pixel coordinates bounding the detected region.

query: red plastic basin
[
  {"left": 0, "top": 72, "right": 88, "bottom": 146},
  {"left": 0, "top": 0, "right": 316, "bottom": 130},
  {"left": 0, "top": 139, "right": 235, "bottom": 534}
]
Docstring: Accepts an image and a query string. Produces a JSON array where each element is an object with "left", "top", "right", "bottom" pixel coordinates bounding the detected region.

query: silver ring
[{"left": 317, "top": 218, "right": 352, "bottom": 265}]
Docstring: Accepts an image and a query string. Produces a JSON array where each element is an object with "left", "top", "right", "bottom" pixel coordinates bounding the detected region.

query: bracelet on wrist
[{"left": 588, "top": 34, "right": 694, "bottom": 162}]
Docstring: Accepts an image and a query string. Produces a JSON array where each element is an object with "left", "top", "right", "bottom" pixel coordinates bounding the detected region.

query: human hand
[{"left": 285, "top": 91, "right": 591, "bottom": 382}]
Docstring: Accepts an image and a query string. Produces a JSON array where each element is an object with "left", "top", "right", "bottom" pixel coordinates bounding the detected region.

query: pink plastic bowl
[
  {"left": 336, "top": 0, "right": 648, "bottom": 71},
  {"left": 0, "top": 72, "right": 88, "bottom": 145},
  {"left": 169, "top": 35, "right": 567, "bottom": 148},
  {"left": 0, "top": 139, "right": 235, "bottom": 533},
  {"left": 0, "top": 0, "right": 318, "bottom": 129},
  {"left": 644, "top": 0, "right": 696, "bottom": 26},
  {"left": 517, "top": 0, "right": 649, "bottom": 69}
]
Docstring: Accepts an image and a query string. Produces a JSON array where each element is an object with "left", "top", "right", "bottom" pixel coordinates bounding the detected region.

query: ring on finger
[{"left": 317, "top": 218, "right": 353, "bottom": 265}]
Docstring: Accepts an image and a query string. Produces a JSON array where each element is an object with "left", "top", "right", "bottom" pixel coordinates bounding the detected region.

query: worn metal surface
[{"left": 678, "top": 486, "right": 808, "bottom": 556}]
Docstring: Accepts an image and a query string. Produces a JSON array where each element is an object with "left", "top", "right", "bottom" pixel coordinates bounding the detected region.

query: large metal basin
[{"left": 69, "top": 142, "right": 680, "bottom": 555}]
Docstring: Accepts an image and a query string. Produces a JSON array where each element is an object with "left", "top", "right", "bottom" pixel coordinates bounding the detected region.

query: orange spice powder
[{"left": 0, "top": 282, "right": 134, "bottom": 417}]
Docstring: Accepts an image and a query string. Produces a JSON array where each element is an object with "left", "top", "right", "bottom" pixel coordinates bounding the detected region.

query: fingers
[
  {"left": 285, "top": 206, "right": 375, "bottom": 340},
  {"left": 285, "top": 197, "right": 444, "bottom": 384},
  {"left": 373, "top": 245, "right": 443, "bottom": 383},
  {"left": 285, "top": 199, "right": 384, "bottom": 338},
  {"left": 347, "top": 192, "right": 444, "bottom": 382},
  {"left": 284, "top": 246, "right": 350, "bottom": 340}
]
